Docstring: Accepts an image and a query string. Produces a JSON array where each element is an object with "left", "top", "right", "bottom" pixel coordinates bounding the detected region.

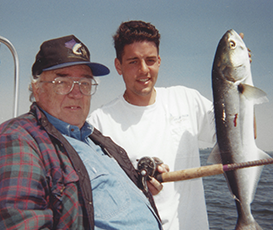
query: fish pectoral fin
[
  {"left": 240, "top": 83, "right": 268, "bottom": 104},
  {"left": 207, "top": 143, "right": 222, "bottom": 164}
]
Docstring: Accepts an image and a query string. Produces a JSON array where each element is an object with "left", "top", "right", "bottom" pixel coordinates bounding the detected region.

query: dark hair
[{"left": 113, "top": 20, "right": 160, "bottom": 62}]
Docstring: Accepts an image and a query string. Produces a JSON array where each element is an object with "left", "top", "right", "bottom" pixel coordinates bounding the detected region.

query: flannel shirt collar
[{"left": 31, "top": 103, "right": 93, "bottom": 141}]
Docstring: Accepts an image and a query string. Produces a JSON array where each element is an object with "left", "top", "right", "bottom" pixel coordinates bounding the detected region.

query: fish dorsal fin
[
  {"left": 207, "top": 143, "right": 222, "bottom": 164},
  {"left": 239, "top": 83, "right": 268, "bottom": 104}
]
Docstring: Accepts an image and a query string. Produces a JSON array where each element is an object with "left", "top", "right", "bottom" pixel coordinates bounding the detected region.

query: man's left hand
[{"left": 148, "top": 163, "right": 169, "bottom": 195}]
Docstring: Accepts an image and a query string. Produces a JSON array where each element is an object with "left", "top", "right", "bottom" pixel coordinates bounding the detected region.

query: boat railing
[{"left": 0, "top": 36, "right": 19, "bottom": 118}]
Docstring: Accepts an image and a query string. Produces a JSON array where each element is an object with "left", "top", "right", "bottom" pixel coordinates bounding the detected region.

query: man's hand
[
  {"left": 239, "top": 32, "right": 252, "bottom": 63},
  {"left": 147, "top": 163, "right": 169, "bottom": 195}
]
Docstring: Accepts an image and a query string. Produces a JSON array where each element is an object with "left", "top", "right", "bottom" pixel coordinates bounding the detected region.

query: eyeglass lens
[{"left": 54, "top": 77, "right": 97, "bottom": 95}]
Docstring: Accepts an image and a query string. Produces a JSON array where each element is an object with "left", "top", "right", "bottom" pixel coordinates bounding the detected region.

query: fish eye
[{"left": 230, "top": 40, "right": 236, "bottom": 48}]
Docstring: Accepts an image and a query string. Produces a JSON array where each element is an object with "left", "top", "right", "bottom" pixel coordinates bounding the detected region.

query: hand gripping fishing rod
[{"left": 137, "top": 156, "right": 273, "bottom": 186}]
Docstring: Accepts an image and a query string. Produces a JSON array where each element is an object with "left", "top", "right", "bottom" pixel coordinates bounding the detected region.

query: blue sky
[{"left": 1, "top": 0, "right": 272, "bottom": 151}]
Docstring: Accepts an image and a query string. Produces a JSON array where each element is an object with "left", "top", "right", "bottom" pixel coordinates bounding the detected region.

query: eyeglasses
[{"left": 40, "top": 77, "right": 98, "bottom": 96}]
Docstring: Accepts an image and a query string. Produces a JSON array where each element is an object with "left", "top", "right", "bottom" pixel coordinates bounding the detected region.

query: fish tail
[{"left": 235, "top": 219, "right": 263, "bottom": 230}]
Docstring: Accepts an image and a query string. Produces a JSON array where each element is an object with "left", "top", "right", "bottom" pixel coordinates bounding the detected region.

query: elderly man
[{"left": 0, "top": 35, "right": 162, "bottom": 229}]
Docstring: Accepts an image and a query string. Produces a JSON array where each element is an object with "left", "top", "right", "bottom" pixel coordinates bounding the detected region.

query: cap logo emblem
[{"left": 65, "top": 39, "right": 88, "bottom": 59}]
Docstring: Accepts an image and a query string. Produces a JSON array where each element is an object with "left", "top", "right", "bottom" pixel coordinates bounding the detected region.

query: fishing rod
[
  {"left": 0, "top": 36, "right": 19, "bottom": 118},
  {"left": 137, "top": 156, "right": 273, "bottom": 184}
]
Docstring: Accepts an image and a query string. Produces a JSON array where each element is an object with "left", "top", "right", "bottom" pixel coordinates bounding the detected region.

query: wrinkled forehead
[{"left": 41, "top": 64, "right": 93, "bottom": 80}]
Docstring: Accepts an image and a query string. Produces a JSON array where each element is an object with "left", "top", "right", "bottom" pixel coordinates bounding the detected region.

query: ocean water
[{"left": 200, "top": 149, "right": 273, "bottom": 229}]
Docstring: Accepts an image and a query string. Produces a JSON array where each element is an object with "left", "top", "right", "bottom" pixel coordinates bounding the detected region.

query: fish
[{"left": 208, "top": 29, "right": 270, "bottom": 229}]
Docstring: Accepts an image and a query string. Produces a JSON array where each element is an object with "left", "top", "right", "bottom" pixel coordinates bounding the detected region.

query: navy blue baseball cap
[{"left": 32, "top": 35, "right": 110, "bottom": 78}]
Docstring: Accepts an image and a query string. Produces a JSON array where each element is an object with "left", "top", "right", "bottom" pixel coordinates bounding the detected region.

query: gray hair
[{"left": 29, "top": 75, "right": 41, "bottom": 102}]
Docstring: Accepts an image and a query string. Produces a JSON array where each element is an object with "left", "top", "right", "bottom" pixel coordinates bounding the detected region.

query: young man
[
  {"left": 89, "top": 20, "right": 216, "bottom": 230},
  {"left": 0, "top": 35, "right": 162, "bottom": 229}
]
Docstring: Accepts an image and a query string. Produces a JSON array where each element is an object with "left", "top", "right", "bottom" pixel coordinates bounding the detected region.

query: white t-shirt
[{"left": 88, "top": 86, "right": 216, "bottom": 230}]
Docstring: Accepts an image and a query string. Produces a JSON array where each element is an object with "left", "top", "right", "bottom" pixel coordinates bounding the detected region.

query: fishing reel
[{"left": 137, "top": 156, "right": 163, "bottom": 193}]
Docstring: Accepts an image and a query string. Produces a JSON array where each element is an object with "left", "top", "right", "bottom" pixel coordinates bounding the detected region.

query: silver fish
[{"left": 208, "top": 29, "right": 269, "bottom": 229}]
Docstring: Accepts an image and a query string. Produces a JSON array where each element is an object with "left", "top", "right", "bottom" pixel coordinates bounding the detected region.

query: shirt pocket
[{"left": 85, "top": 158, "right": 131, "bottom": 220}]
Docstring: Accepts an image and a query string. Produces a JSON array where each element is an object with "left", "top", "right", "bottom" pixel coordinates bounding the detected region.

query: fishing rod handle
[{"left": 156, "top": 164, "right": 224, "bottom": 183}]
